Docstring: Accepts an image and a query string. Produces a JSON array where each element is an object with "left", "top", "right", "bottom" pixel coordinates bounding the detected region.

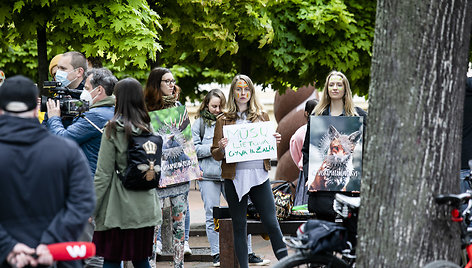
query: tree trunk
[
  {"left": 36, "top": 26, "right": 48, "bottom": 95},
  {"left": 357, "top": 0, "right": 472, "bottom": 267}
]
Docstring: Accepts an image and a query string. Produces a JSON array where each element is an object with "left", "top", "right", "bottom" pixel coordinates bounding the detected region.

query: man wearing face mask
[
  {"left": 41, "top": 51, "right": 88, "bottom": 127},
  {"left": 45, "top": 67, "right": 116, "bottom": 176},
  {"left": 55, "top": 51, "right": 87, "bottom": 90},
  {"left": 45, "top": 67, "right": 116, "bottom": 268}
]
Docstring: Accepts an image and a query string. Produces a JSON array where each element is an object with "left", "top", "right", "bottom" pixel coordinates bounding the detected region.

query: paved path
[{"left": 156, "top": 178, "right": 296, "bottom": 267}]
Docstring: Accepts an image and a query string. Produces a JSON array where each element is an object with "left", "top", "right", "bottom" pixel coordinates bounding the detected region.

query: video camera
[{"left": 40, "top": 81, "right": 89, "bottom": 117}]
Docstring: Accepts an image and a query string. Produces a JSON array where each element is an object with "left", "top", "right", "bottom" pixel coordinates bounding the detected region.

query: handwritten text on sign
[{"left": 223, "top": 122, "right": 277, "bottom": 163}]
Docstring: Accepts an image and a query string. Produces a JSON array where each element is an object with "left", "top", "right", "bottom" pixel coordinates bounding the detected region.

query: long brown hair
[
  {"left": 313, "top": 71, "right": 358, "bottom": 116},
  {"left": 106, "top": 78, "right": 151, "bottom": 140},
  {"left": 144, "top": 67, "right": 181, "bottom": 111},
  {"left": 225, "top": 74, "right": 264, "bottom": 121},
  {"left": 196, "top": 88, "right": 226, "bottom": 117}
]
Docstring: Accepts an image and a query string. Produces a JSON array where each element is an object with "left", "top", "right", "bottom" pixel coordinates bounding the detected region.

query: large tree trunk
[
  {"left": 357, "top": 0, "right": 472, "bottom": 267},
  {"left": 36, "top": 26, "right": 48, "bottom": 95}
]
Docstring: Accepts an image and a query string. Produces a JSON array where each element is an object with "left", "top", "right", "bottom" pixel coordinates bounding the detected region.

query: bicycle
[
  {"left": 422, "top": 167, "right": 472, "bottom": 268},
  {"left": 422, "top": 191, "right": 472, "bottom": 268},
  {"left": 273, "top": 193, "right": 360, "bottom": 268}
]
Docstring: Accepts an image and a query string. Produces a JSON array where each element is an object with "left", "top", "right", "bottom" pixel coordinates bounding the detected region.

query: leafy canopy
[{"left": 0, "top": 0, "right": 377, "bottom": 99}]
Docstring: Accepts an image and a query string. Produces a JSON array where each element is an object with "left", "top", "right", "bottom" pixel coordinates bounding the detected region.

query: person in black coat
[
  {"left": 460, "top": 77, "right": 472, "bottom": 192},
  {"left": 0, "top": 75, "right": 95, "bottom": 267},
  {"left": 302, "top": 71, "right": 366, "bottom": 221}
]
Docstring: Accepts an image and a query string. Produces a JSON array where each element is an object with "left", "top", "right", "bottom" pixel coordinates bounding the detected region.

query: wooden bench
[{"left": 214, "top": 207, "right": 307, "bottom": 268}]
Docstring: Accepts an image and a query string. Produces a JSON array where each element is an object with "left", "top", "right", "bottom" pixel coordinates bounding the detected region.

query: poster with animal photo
[
  {"left": 307, "top": 116, "right": 363, "bottom": 192},
  {"left": 149, "top": 105, "right": 200, "bottom": 187}
]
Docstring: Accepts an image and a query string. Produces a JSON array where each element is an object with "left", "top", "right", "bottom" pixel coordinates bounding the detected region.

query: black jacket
[
  {"left": 462, "top": 77, "right": 472, "bottom": 169},
  {"left": 0, "top": 115, "right": 95, "bottom": 265}
]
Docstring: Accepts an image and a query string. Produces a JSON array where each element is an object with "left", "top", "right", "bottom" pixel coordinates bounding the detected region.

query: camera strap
[{"left": 82, "top": 115, "right": 104, "bottom": 134}]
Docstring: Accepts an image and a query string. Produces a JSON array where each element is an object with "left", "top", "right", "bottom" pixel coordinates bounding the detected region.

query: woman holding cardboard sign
[
  {"left": 192, "top": 88, "right": 269, "bottom": 266},
  {"left": 211, "top": 74, "right": 288, "bottom": 268},
  {"left": 301, "top": 70, "right": 366, "bottom": 221}
]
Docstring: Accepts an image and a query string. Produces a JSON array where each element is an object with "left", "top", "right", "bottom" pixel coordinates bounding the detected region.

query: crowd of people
[
  {"left": 0, "top": 51, "right": 289, "bottom": 268},
  {"left": 0, "top": 51, "right": 367, "bottom": 268},
  {"left": 3, "top": 50, "right": 468, "bottom": 268}
]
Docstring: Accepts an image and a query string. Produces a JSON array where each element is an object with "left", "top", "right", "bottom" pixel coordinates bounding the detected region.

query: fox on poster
[{"left": 307, "top": 116, "right": 363, "bottom": 192}]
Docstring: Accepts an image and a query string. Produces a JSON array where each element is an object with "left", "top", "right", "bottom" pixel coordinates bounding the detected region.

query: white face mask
[
  {"left": 55, "top": 69, "right": 77, "bottom": 87},
  {"left": 80, "top": 86, "right": 98, "bottom": 104}
]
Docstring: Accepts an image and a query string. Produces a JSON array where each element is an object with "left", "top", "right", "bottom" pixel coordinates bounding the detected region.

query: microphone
[{"left": 47, "top": 242, "right": 96, "bottom": 261}]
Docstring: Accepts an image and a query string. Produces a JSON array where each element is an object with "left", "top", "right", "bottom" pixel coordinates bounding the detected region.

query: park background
[{"left": 1, "top": 0, "right": 472, "bottom": 267}]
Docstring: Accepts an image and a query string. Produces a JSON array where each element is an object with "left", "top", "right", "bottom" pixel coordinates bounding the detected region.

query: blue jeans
[{"left": 198, "top": 180, "right": 253, "bottom": 256}]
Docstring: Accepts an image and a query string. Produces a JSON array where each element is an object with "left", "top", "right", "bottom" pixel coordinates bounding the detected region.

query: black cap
[{"left": 0, "top": 75, "right": 38, "bottom": 113}]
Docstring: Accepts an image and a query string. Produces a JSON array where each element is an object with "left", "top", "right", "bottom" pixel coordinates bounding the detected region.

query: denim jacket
[{"left": 191, "top": 117, "right": 223, "bottom": 181}]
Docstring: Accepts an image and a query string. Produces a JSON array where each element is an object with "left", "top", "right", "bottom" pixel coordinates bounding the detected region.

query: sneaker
[
  {"left": 248, "top": 253, "right": 270, "bottom": 266},
  {"left": 184, "top": 241, "right": 192, "bottom": 255},
  {"left": 212, "top": 254, "right": 220, "bottom": 267},
  {"left": 148, "top": 256, "right": 156, "bottom": 268},
  {"left": 155, "top": 240, "right": 162, "bottom": 255}
]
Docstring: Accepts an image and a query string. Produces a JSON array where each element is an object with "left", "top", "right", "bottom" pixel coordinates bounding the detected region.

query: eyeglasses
[{"left": 162, "top": 79, "right": 176, "bottom": 85}]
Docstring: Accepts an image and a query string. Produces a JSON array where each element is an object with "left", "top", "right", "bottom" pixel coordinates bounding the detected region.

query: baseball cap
[{"left": 0, "top": 75, "right": 38, "bottom": 113}]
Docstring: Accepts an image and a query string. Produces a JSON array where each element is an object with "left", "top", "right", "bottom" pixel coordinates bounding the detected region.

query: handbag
[
  {"left": 246, "top": 180, "right": 295, "bottom": 221},
  {"left": 271, "top": 180, "right": 295, "bottom": 220}
]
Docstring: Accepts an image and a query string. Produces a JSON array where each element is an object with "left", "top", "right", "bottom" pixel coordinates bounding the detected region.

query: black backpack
[
  {"left": 115, "top": 132, "right": 163, "bottom": 190},
  {"left": 302, "top": 219, "right": 347, "bottom": 254}
]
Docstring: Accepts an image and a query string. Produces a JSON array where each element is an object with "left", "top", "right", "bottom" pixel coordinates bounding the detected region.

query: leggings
[
  {"left": 153, "top": 193, "right": 187, "bottom": 268},
  {"left": 224, "top": 179, "right": 288, "bottom": 268}
]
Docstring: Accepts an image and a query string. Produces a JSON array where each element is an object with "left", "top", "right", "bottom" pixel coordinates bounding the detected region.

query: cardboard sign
[
  {"left": 307, "top": 116, "right": 363, "bottom": 192},
  {"left": 223, "top": 121, "right": 277, "bottom": 163},
  {"left": 149, "top": 106, "right": 200, "bottom": 187}
]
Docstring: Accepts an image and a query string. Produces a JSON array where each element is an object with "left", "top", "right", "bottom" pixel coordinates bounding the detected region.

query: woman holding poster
[
  {"left": 301, "top": 70, "right": 367, "bottom": 221},
  {"left": 192, "top": 89, "right": 269, "bottom": 266},
  {"left": 144, "top": 67, "right": 191, "bottom": 268},
  {"left": 211, "top": 74, "right": 288, "bottom": 268}
]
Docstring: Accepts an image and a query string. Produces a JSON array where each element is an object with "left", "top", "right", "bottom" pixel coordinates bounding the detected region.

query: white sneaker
[
  {"left": 184, "top": 241, "right": 192, "bottom": 255},
  {"left": 156, "top": 240, "right": 162, "bottom": 255},
  {"left": 148, "top": 256, "right": 156, "bottom": 268}
]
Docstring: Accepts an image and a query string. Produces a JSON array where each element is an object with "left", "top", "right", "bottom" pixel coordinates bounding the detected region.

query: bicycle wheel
[
  {"left": 423, "top": 260, "right": 461, "bottom": 268},
  {"left": 273, "top": 252, "right": 349, "bottom": 268}
]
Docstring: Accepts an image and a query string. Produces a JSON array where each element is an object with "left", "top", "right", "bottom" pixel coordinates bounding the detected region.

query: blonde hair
[
  {"left": 225, "top": 74, "right": 264, "bottom": 121},
  {"left": 313, "top": 71, "right": 358, "bottom": 116}
]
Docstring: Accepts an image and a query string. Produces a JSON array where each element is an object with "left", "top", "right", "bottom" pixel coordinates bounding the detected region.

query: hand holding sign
[
  {"left": 218, "top": 137, "right": 228, "bottom": 150},
  {"left": 273, "top": 132, "right": 282, "bottom": 144}
]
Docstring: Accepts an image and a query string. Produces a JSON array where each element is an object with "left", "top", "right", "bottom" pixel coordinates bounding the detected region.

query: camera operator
[
  {"left": 55, "top": 51, "right": 87, "bottom": 91},
  {"left": 0, "top": 75, "right": 95, "bottom": 268},
  {"left": 45, "top": 67, "right": 116, "bottom": 268},
  {"left": 42, "top": 51, "right": 88, "bottom": 128},
  {"left": 45, "top": 67, "right": 117, "bottom": 176}
]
